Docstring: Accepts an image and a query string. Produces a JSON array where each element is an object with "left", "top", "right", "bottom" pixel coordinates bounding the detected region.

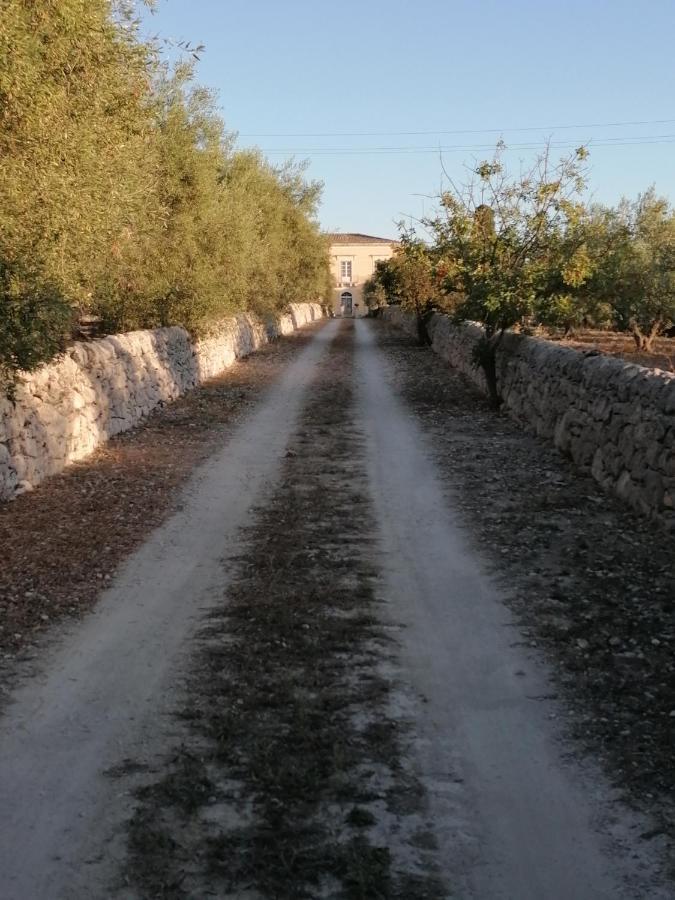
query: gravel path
[{"left": 0, "top": 317, "right": 671, "bottom": 899}]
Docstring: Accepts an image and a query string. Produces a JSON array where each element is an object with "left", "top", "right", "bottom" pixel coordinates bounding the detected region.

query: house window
[{"left": 340, "top": 260, "right": 352, "bottom": 281}]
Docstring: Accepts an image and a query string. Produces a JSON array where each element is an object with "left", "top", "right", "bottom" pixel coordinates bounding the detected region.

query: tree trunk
[
  {"left": 482, "top": 347, "right": 501, "bottom": 409},
  {"left": 631, "top": 320, "right": 661, "bottom": 353},
  {"left": 474, "top": 332, "right": 504, "bottom": 410},
  {"left": 416, "top": 309, "right": 432, "bottom": 346}
]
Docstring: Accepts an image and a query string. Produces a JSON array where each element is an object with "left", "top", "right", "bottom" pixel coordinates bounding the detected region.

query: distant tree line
[
  {"left": 364, "top": 143, "right": 675, "bottom": 406},
  {"left": 0, "top": 0, "right": 331, "bottom": 380}
]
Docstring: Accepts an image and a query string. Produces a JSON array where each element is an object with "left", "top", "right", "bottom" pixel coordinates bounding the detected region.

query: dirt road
[{"left": 0, "top": 319, "right": 670, "bottom": 899}]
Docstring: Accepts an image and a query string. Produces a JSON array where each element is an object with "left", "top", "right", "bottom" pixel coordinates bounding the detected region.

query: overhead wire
[
  {"left": 238, "top": 118, "right": 675, "bottom": 139},
  {"left": 254, "top": 135, "right": 675, "bottom": 156}
]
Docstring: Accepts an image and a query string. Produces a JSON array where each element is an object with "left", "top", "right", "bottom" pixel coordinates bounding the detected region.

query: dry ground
[{"left": 545, "top": 329, "right": 675, "bottom": 371}]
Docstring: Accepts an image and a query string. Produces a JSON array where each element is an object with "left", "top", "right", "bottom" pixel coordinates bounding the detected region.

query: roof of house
[{"left": 325, "top": 232, "right": 397, "bottom": 245}]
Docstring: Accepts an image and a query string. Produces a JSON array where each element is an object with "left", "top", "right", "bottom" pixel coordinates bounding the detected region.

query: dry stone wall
[
  {"left": 0, "top": 303, "right": 323, "bottom": 501},
  {"left": 383, "top": 306, "right": 675, "bottom": 529}
]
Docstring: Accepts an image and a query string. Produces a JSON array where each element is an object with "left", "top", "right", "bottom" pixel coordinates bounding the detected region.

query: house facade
[{"left": 326, "top": 233, "right": 397, "bottom": 317}]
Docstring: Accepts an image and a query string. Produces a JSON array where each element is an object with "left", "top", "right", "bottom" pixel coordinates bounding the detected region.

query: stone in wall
[{"left": 0, "top": 303, "right": 324, "bottom": 502}]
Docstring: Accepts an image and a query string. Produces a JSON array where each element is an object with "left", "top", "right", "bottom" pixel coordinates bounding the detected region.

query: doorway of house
[{"left": 341, "top": 291, "right": 353, "bottom": 317}]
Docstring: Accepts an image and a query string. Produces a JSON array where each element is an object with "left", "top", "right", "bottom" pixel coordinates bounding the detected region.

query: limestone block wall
[
  {"left": 0, "top": 302, "right": 324, "bottom": 500},
  {"left": 383, "top": 306, "right": 675, "bottom": 528}
]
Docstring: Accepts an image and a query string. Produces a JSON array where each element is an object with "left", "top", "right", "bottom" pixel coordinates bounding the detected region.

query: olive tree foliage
[
  {"left": 93, "top": 63, "right": 228, "bottom": 333},
  {"left": 583, "top": 191, "right": 675, "bottom": 351},
  {"left": 422, "top": 143, "right": 592, "bottom": 406},
  {"left": 0, "top": 0, "right": 161, "bottom": 377},
  {"left": 531, "top": 204, "right": 612, "bottom": 336},
  {"left": 533, "top": 194, "right": 675, "bottom": 348},
  {"left": 0, "top": 0, "right": 330, "bottom": 380},
  {"left": 225, "top": 155, "right": 332, "bottom": 320},
  {"left": 0, "top": 261, "right": 73, "bottom": 382}
]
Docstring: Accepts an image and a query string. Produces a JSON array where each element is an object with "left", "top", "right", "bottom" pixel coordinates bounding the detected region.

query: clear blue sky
[{"left": 142, "top": 0, "right": 675, "bottom": 239}]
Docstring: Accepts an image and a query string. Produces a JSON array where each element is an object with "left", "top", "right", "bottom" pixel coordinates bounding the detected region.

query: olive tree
[
  {"left": 0, "top": 0, "right": 331, "bottom": 381},
  {"left": 591, "top": 191, "right": 675, "bottom": 351}
]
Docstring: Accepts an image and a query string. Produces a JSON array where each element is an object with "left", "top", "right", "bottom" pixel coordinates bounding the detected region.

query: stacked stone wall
[
  {"left": 0, "top": 303, "right": 323, "bottom": 500},
  {"left": 383, "top": 306, "right": 675, "bottom": 528}
]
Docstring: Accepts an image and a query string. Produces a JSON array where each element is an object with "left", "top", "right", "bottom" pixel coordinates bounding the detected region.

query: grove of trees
[
  {"left": 0, "top": 0, "right": 331, "bottom": 381},
  {"left": 364, "top": 143, "right": 675, "bottom": 406}
]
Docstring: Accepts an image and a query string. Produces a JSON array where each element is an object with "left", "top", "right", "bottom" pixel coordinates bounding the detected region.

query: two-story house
[{"left": 326, "top": 233, "right": 397, "bottom": 317}]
